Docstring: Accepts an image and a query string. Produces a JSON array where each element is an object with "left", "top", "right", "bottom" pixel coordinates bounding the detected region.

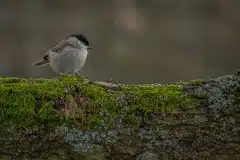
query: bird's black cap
[{"left": 68, "top": 34, "right": 90, "bottom": 46}]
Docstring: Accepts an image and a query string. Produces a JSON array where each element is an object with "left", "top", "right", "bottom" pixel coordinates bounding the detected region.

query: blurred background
[{"left": 0, "top": 0, "right": 240, "bottom": 84}]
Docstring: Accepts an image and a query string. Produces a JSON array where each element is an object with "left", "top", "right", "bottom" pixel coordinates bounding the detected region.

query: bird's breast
[{"left": 49, "top": 48, "right": 88, "bottom": 74}]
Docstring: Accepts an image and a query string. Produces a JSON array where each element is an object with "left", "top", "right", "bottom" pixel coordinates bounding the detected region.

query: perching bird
[{"left": 32, "top": 34, "right": 92, "bottom": 76}]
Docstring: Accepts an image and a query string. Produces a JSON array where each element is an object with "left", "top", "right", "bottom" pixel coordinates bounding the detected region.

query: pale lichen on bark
[{"left": 0, "top": 74, "right": 239, "bottom": 159}]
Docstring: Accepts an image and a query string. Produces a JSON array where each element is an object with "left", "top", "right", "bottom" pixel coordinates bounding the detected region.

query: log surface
[{"left": 0, "top": 75, "right": 240, "bottom": 160}]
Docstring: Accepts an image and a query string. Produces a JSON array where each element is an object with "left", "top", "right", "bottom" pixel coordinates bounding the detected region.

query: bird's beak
[{"left": 87, "top": 46, "right": 92, "bottom": 50}]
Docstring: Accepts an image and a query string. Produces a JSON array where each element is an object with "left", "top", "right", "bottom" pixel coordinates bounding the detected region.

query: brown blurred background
[{"left": 0, "top": 0, "right": 240, "bottom": 84}]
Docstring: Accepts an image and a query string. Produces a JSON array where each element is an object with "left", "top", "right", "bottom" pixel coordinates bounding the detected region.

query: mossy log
[{"left": 0, "top": 74, "right": 240, "bottom": 160}]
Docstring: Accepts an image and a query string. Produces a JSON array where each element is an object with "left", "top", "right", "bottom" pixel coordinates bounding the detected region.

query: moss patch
[
  {"left": 0, "top": 76, "right": 80, "bottom": 132},
  {"left": 119, "top": 84, "right": 199, "bottom": 126},
  {"left": 0, "top": 76, "right": 199, "bottom": 132},
  {"left": 121, "top": 84, "right": 198, "bottom": 112}
]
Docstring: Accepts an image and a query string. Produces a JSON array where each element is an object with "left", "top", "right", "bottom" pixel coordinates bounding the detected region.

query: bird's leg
[
  {"left": 74, "top": 72, "right": 81, "bottom": 78},
  {"left": 57, "top": 73, "right": 69, "bottom": 77},
  {"left": 56, "top": 73, "right": 64, "bottom": 80},
  {"left": 57, "top": 73, "right": 65, "bottom": 78}
]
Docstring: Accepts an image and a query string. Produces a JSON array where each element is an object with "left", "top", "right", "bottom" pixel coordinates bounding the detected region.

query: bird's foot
[
  {"left": 74, "top": 72, "right": 81, "bottom": 78},
  {"left": 57, "top": 73, "right": 69, "bottom": 77}
]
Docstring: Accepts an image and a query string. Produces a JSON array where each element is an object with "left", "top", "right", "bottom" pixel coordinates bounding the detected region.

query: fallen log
[{"left": 0, "top": 74, "right": 239, "bottom": 160}]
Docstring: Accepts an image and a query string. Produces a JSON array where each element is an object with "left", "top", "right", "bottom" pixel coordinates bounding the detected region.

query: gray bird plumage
[{"left": 33, "top": 34, "right": 92, "bottom": 75}]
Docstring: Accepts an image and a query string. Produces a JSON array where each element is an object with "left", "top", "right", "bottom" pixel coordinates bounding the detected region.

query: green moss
[
  {"left": 122, "top": 84, "right": 197, "bottom": 111},
  {"left": 0, "top": 76, "right": 199, "bottom": 132},
  {"left": 189, "top": 79, "right": 206, "bottom": 86},
  {"left": 120, "top": 84, "right": 199, "bottom": 126},
  {"left": 0, "top": 76, "right": 82, "bottom": 132},
  {"left": 81, "top": 83, "right": 115, "bottom": 107}
]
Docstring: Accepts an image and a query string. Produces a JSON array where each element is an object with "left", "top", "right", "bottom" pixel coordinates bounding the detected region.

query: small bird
[{"left": 33, "top": 34, "right": 92, "bottom": 76}]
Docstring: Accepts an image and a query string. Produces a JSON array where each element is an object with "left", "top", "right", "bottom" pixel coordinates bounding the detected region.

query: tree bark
[{"left": 0, "top": 74, "right": 239, "bottom": 160}]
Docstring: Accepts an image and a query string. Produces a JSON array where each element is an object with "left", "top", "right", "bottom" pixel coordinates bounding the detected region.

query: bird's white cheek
[
  {"left": 78, "top": 41, "right": 88, "bottom": 49},
  {"left": 78, "top": 41, "right": 84, "bottom": 48}
]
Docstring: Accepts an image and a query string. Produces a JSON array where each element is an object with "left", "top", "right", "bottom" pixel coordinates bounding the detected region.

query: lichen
[
  {"left": 189, "top": 75, "right": 240, "bottom": 118},
  {"left": 136, "top": 151, "right": 158, "bottom": 160}
]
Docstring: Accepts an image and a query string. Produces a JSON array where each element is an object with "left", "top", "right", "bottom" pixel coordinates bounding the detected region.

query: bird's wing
[
  {"left": 51, "top": 39, "right": 69, "bottom": 53},
  {"left": 41, "top": 39, "right": 70, "bottom": 61}
]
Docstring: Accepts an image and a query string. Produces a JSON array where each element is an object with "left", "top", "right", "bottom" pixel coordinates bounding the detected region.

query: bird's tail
[{"left": 32, "top": 60, "right": 49, "bottom": 66}]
